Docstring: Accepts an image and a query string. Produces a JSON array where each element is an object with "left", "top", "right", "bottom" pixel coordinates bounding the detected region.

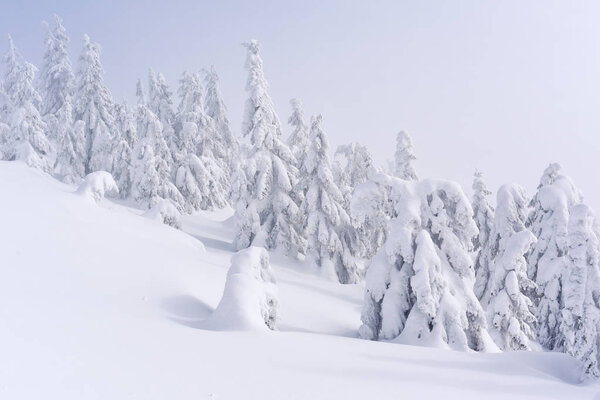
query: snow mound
[
  {"left": 202, "top": 246, "right": 279, "bottom": 331},
  {"left": 76, "top": 171, "right": 119, "bottom": 202},
  {"left": 143, "top": 199, "right": 183, "bottom": 229}
]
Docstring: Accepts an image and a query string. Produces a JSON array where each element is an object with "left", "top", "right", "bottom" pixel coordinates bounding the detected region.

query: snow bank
[
  {"left": 143, "top": 198, "right": 183, "bottom": 229},
  {"left": 202, "top": 246, "right": 279, "bottom": 331},
  {"left": 75, "top": 171, "right": 119, "bottom": 202}
]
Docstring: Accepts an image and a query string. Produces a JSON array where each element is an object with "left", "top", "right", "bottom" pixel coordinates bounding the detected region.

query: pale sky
[{"left": 2, "top": 0, "right": 599, "bottom": 209}]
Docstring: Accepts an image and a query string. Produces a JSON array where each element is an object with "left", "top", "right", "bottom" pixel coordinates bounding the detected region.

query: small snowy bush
[
  {"left": 76, "top": 171, "right": 119, "bottom": 202},
  {"left": 205, "top": 247, "right": 278, "bottom": 331},
  {"left": 142, "top": 199, "right": 182, "bottom": 229}
]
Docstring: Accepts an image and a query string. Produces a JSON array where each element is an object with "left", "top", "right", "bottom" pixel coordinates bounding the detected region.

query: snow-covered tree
[
  {"left": 73, "top": 34, "right": 116, "bottom": 174},
  {"left": 302, "top": 115, "right": 360, "bottom": 283},
  {"left": 130, "top": 103, "right": 184, "bottom": 209},
  {"left": 39, "top": 15, "right": 74, "bottom": 119},
  {"left": 2, "top": 36, "right": 53, "bottom": 170},
  {"left": 287, "top": 98, "right": 309, "bottom": 170},
  {"left": 337, "top": 143, "right": 390, "bottom": 260},
  {"left": 39, "top": 16, "right": 86, "bottom": 183},
  {"left": 559, "top": 203, "right": 600, "bottom": 378},
  {"left": 333, "top": 142, "right": 377, "bottom": 207},
  {"left": 204, "top": 65, "right": 238, "bottom": 174},
  {"left": 147, "top": 70, "right": 176, "bottom": 169},
  {"left": 394, "top": 130, "right": 417, "bottom": 180},
  {"left": 358, "top": 174, "right": 495, "bottom": 351},
  {"left": 472, "top": 170, "right": 495, "bottom": 299},
  {"left": 108, "top": 101, "right": 135, "bottom": 197},
  {"left": 480, "top": 184, "right": 537, "bottom": 351},
  {"left": 233, "top": 40, "right": 303, "bottom": 257},
  {"left": 527, "top": 163, "right": 583, "bottom": 350},
  {"left": 173, "top": 71, "right": 229, "bottom": 211}
]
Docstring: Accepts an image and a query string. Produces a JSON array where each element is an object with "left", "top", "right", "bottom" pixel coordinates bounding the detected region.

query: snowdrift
[{"left": 201, "top": 246, "right": 278, "bottom": 331}]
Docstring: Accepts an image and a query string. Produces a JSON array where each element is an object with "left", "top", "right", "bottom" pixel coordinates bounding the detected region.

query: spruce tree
[
  {"left": 233, "top": 40, "right": 303, "bottom": 257},
  {"left": 480, "top": 184, "right": 537, "bottom": 351},
  {"left": 174, "top": 71, "right": 228, "bottom": 211},
  {"left": 204, "top": 65, "right": 238, "bottom": 176},
  {"left": 394, "top": 130, "right": 418, "bottom": 180},
  {"left": 302, "top": 115, "right": 359, "bottom": 283},
  {"left": 472, "top": 170, "right": 495, "bottom": 299},
  {"left": 527, "top": 163, "right": 582, "bottom": 349},
  {"left": 39, "top": 15, "right": 85, "bottom": 183},
  {"left": 73, "top": 34, "right": 116, "bottom": 174},
  {"left": 2, "top": 36, "right": 53, "bottom": 170},
  {"left": 560, "top": 204, "right": 600, "bottom": 378},
  {"left": 359, "top": 174, "right": 493, "bottom": 351}
]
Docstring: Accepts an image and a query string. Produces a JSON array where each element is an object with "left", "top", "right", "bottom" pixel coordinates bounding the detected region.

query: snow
[
  {"left": 76, "top": 171, "right": 119, "bottom": 202},
  {"left": 0, "top": 161, "right": 599, "bottom": 399}
]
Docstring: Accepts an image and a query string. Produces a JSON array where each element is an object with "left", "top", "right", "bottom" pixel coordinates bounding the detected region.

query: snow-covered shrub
[
  {"left": 358, "top": 174, "right": 496, "bottom": 352},
  {"left": 479, "top": 184, "right": 537, "bottom": 351},
  {"left": 205, "top": 247, "right": 278, "bottom": 331},
  {"left": 142, "top": 198, "right": 182, "bottom": 229},
  {"left": 76, "top": 171, "right": 119, "bottom": 202}
]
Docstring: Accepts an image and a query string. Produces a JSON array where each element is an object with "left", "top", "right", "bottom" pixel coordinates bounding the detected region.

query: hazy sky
[{"left": 2, "top": 0, "right": 599, "bottom": 208}]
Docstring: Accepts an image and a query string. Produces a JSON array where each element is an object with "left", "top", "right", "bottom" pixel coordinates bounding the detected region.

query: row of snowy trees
[
  {"left": 0, "top": 16, "right": 235, "bottom": 215},
  {"left": 2, "top": 16, "right": 600, "bottom": 380},
  {"left": 355, "top": 160, "right": 600, "bottom": 379}
]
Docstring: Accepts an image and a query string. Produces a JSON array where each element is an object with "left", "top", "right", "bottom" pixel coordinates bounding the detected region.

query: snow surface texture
[{"left": 1, "top": 161, "right": 599, "bottom": 400}]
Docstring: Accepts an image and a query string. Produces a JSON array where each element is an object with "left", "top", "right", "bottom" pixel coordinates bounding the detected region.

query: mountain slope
[{"left": 0, "top": 161, "right": 597, "bottom": 400}]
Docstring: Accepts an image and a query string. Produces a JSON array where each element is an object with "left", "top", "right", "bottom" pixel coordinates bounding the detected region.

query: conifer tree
[
  {"left": 2, "top": 36, "right": 53, "bottom": 170},
  {"left": 204, "top": 65, "right": 238, "bottom": 175},
  {"left": 39, "top": 15, "right": 86, "bottom": 183},
  {"left": 358, "top": 174, "right": 493, "bottom": 351},
  {"left": 73, "top": 34, "right": 116, "bottom": 174},
  {"left": 527, "top": 163, "right": 583, "bottom": 349},
  {"left": 480, "top": 184, "right": 537, "bottom": 351},
  {"left": 233, "top": 40, "right": 303, "bottom": 257},
  {"left": 147, "top": 70, "right": 176, "bottom": 169},
  {"left": 130, "top": 101, "right": 184, "bottom": 209},
  {"left": 560, "top": 204, "right": 600, "bottom": 378},
  {"left": 174, "top": 71, "right": 228, "bottom": 211},
  {"left": 394, "top": 130, "right": 418, "bottom": 180},
  {"left": 302, "top": 115, "right": 359, "bottom": 283},
  {"left": 287, "top": 98, "right": 309, "bottom": 171},
  {"left": 472, "top": 170, "right": 495, "bottom": 299}
]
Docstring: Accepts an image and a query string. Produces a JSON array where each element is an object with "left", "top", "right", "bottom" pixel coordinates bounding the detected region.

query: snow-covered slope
[{"left": 0, "top": 161, "right": 598, "bottom": 400}]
